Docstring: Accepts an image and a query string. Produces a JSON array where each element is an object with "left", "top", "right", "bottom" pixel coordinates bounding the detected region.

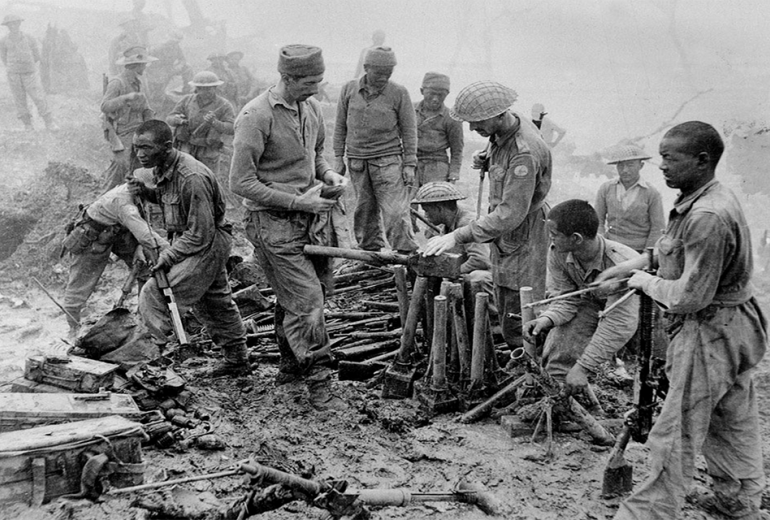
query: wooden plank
[
  {"left": 0, "top": 416, "right": 143, "bottom": 454},
  {"left": 0, "top": 393, "right": 142, "bottom": 432},
  {"left": 25, "top": 356, "right": 118, "bottom": 393},
  {"left": 10, "top": 379, "right": 71, "bottom": 394}
]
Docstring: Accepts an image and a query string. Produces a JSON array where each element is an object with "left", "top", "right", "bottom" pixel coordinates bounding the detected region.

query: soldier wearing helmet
[
  {"left": 413, "top": 182, "right": 495, "bottom": 312},
  {"left": 0, "top": 13, "right": 56, "bottom": 130},
  {"left": 594, "top": 143, "right": 665, "bottom": 253},
  {"left": 425, "top": 80, "right": 551, "bottom": 351},
  {"left": 166, "top": 71, "right": 235, "bottom": 181},
  {"left": 101, "top": 45, "right": 157, "bottom": 190}
]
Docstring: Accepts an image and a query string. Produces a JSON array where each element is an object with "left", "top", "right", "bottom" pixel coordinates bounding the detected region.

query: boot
[
  {"left": 687, "top": 485, "right": 769, "bottom": 520},
  {"left": 275, "top": 357, "right": 302, "bottom": 385},
  {"left": 202, "top": 343, "right": 252, "bottom": 378},
  {"left": 306, "top": 367, "right": 347, "bottom": 411}
]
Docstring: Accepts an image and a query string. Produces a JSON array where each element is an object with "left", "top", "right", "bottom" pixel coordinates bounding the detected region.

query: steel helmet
[
  {"left": 605, "top": 144, "right": 651, "bottom": 165},
  {"left": 189, "top": 71, "right": 224, "bottom": 87},
  {"left": 450, "top": 81, "right": 518, "bottom": 122},
  {"left": 412, "top": 182, "right": 467, "bottom": 204}
]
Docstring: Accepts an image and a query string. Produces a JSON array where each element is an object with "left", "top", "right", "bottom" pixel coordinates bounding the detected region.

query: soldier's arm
[
  {"left": 447, "top": 118, "right": 464, "bottom": 181},
  {"left": 118, "top": 200, "right": 170, "bottom": 251},
  {"left": 645, "top": 188, "right": 666, "bottom": 249},
  {"left": 397, "top": 87, "right": 418, "bottom": 167},
  {"left": 333, "top": 83, "right": 351, "bottom": 161},
  {"left": 159, "top": 174, "right": 217, "bottom": 266},
  {"left": 538, "top": 246, "right": 582, "bottom": 327},
  {"left": 100, "top": 79, "right": 129, "bottom": 114},
  {"left": 594, "top": 184, "right": 608, "bottom": 235}
]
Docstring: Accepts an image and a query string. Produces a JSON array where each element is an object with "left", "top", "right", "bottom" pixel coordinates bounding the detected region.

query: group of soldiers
[{"left": 42, "top": 25, "right": 766, "bottom": 520}]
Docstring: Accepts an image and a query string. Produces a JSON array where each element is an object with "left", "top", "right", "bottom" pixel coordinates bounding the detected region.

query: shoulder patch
[{"left": 513, "top": 164, "right": 529, "bottom": 177}]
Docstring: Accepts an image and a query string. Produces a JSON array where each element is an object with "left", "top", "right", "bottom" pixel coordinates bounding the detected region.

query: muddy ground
[{"left": 1, "top": 90, "right": 770, "bottom": 520}]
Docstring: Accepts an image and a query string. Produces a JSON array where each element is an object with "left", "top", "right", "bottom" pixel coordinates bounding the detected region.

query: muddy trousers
[
  {"left": 245, "top": 210, "right": 331, "bottom": 370},
  {"left": 103, "top": 133, "right": 141, "bottom": 192},
  {"left": 540, "top": 299, "right": 605, "bottom": 381},
  {"left": 7, "top": 71, "right": 50, "bottom": 123},
  {"left": 348, "top": 155, "right": 418, "bottom": 253},
  {"left": 63, "top": 232, "right": 140, "bottom": 329},
  {"left": 138, "top": 230, "right": 247, "bottom": 361},
  {"left": 614, "top": 300, "right": 767, "bottom": 520}
]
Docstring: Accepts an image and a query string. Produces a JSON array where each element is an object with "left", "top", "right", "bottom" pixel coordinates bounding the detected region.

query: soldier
[
  {"left": 206, "top": 51, "right": 238, "bottom": 110},
  {"left": 334, "top": 46, "right": 418, "bottom": 255},
  {"left": 425, "top": 81, "right": 552, "bottom": 349},
  {"left": 129, "top": 119, "right": 250, "bottom": 378},
  {"left": 101, "top": 45, "right": 156, "bottom": 191},
  {"left": 147, "top": 31, "right": 193, "bottom": 102},
  {"left": 599, "top": 122, "right": 768, "bottom": 520},
  {"left": 225, "top": 50, "right": 254, "bottom": 109},
  {"left": 522, "top": 199, "right": 639, "bottom": 390},
  {"left": 531, "top": 103, "right": 566, "bottom": 148},
  {"left": 595, "top": 143, "right": 665, "bottom": 253},
  {"left": 230, "top": 44, "right": 348, "bottom": 410},
  {"left": 412, "top": 182, "right": 495, "bottom": 306},
  {"left": 414, "top": 72, "right": 464, "bottom": 185},
  {"left": 0, "top": 14, "right": 56, "bottom": 131},
  {"left": 107, "top": 17, "right": 142, "bottom": 77},
  {"left": 62, "top": 170, "right": 168, "bottom": 336},
  {"left": 166, "top": 71, "right": 234, "bottom": 181}
]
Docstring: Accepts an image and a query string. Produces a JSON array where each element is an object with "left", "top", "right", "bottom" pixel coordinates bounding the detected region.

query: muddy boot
[
  {"left": 306, "top": 366, "right": 347, "bottom": 411},
  {"left": 687, "top": 485, "right": 768, "bottom": 520},
  {"left": 204, "top": 343, "right": 252, "bottom": 378},
  {"left": 275, "top": 357, "right": 302, "bottom": 385}
]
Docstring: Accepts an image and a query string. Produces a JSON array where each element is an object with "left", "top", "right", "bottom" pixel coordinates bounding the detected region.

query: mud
[{"left": 0, "top": 90, "right": 769, "bottom": 520}]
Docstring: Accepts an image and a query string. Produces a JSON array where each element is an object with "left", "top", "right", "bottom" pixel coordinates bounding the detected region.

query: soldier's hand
[
  {"left": 334, "top": 157, "right": 346, "bottom": 176},
  {"left": 151, "top": 251, "right": 173, "bottom": 273},
  {"left": 472, "top": 150, "right": 488, "bottom": 169},
  {"left": 294, "top": 183, "right": 336, "bottom": 214},
  {"left": 564, "top": 364, "right": 591, "bottom": 397},
  {"left": 125, "top": 92, "right": 145, "bottom": 104},
  {"left": 523, "top": 316, "right": 552, "bottom": 341},
  {"left": 323, "top": 170, "right": 348, "bottom": 187},
  {"left": 203, "top": 112, "right": 216, "bottom": 123},
  {"left": 627, "top": 269, "right": 654, "bottom": 291},
  {"left": 402, "top": 165, "right": 416, "bottom": 186},
  {"left": 132, "top": 247, "right": 147, "bottom": 264},
  {"left": 127, "top": 177, "right": 148, "bottom": 199},
  {"left": 170, "top": 114, "right": 187, "bottom": 126},
  {"left": 424, "top": 232, "right": 457, "bottom": 256}
]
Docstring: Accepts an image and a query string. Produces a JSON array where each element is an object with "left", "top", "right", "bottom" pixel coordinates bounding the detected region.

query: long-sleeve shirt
[
  {"left": 0, "top": 31, "right": 39, "bottom": 74},
  {"left": 425, "top": 207, "right": 492, "bottom": 274},
  {"left": 334, "top": 77, "right": 417, "bottom": 166},
  {"left": 101, "top": 69, "right": 154, "bottom": 137},
  {"left": 638, "top": 180, "right": 755, "bottom": 313},
  {"left": 148, "top": 150, "right": 227, "bottom": 266},
  {"left": 454, "top": 112, "right": 551, "bottom": 288},
  {"left": 595, "top": 177, "right": 665, "bottom": 252},
  {"left": 86, "top": 183, "right": 169, "bottom": 252},
  {"left": 414, "top": 101, "right": 464, "bottom": 180},
  {"left": 230, "top": 87, "right": 331, "bottom": 212},
  {"left": 540, "top": 236, "right": 640, "bottom": 373},
  {"left": 168, "top": 93, "right": 234, "bottom": 149}
]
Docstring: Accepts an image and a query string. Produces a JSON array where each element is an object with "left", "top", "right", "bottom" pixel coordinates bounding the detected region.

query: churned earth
[{"left": 0, "top": 93, "right": 769, "bottom": 520}]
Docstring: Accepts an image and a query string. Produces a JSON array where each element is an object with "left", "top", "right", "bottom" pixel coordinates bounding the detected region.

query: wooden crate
[
  {"left": 0, "top": 416, "right": 146, "bottom": 506},
  {"left": 24, "top": 355, "right": 118, "bottom": 393},
  {"left": 0, "top": 393, "right": 143, "bottom": 432}
]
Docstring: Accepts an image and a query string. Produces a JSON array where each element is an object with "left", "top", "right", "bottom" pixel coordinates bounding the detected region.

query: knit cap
[
  {"left": 364, "top": 46, "right": 397, "bottom": 67},
  {"left": 277, "top": 44, "right": 325, "bottom": 77},
  {"left": 422, "top": 72, "right": 450, "bottom": 91}
]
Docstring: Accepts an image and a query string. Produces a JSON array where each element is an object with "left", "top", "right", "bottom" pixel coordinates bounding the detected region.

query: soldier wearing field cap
[
  {"left": 101, "top": 45, "right": 156, "bottom": 190},
  {"left": 0, "top": 13, "right": 56, "bottom": 131},
  {"left": 415, "top": 72, "right": 464, "bottom": 185},
  {"left": 334, "top": 46, "right": 418, "bottom": 255},
  {"left": 424, "top": 81, "right": 552, "bottom": 350},
  {"left": 167, "top": 71, "right": 235, "bottom": 179},
  {"left": 230, "top": 44, "right": 349, "bottom": 411},
  {"left": 595, "top": 143, "right": 665, "bottom": 253}
]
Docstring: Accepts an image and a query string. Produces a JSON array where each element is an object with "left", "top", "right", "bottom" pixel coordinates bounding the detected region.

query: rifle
[
  {"left": 113, "top": 253, "right": 142, "bottom": 309},
  {"left": 475, "top": 146, "right": 490, "bottom": 220},
  {"left": 601, "top": 248, "right": 664, "bottom": 496},
  {"left": 139, "top": 201, "right": 189, "bottom": 347}
]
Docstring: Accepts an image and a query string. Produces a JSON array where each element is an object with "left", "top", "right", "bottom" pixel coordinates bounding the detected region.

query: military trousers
[
  {"left": 103, "top": 133, "right": 141, "bottom": 191},
  {"left": 348, "top": 155, "right": 417, "bottom": 253},
  {"left": 139, "top": 229, "right": 247, "bottom": 357},
  {"left": 614, "top": 299, "right": 767, "bottom": 520},
  {"left": 245, "top": 210, "right": 331, "bottom": 370},
  {"left": 7, "top": 71, "right": 49, "bottom": 123}
]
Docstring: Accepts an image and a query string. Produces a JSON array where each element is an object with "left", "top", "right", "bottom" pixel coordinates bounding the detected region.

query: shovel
[{"left": 602, "top": 427, "right": 633, "bottom": 497}]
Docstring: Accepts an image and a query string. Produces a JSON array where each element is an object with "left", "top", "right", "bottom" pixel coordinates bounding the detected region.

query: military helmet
[
  {"left": 605, "top": 144, "right": 651, "bottom": 165},
  {"left": 450, "top": 81, "right": 518, "bottom": 122},
  {"left": 412, "top": 182, "right": 467, "bottom": 204},
  {"left": 1, "top": 14, "right": 24, "bottom": 25},
  {"left": 189, "top": 71, "right": 224, "bottom": 87}
]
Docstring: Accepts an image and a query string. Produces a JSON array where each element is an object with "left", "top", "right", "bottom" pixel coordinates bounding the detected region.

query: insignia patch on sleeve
[{"left": 513, "top": 164, "right": 529, "bottom": 177}]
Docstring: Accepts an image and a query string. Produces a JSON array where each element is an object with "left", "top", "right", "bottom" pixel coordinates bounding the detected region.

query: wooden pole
[
  {"left": 470, "top": 293, "right": 489, "bottom": 384},
  {"left": 393, "top": 266, "right": 409, "bottom": 329}
]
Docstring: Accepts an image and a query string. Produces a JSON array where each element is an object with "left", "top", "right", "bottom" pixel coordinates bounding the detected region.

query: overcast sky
[{"left": 3, "top": 0, "right": 769, "bottom": 153}]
